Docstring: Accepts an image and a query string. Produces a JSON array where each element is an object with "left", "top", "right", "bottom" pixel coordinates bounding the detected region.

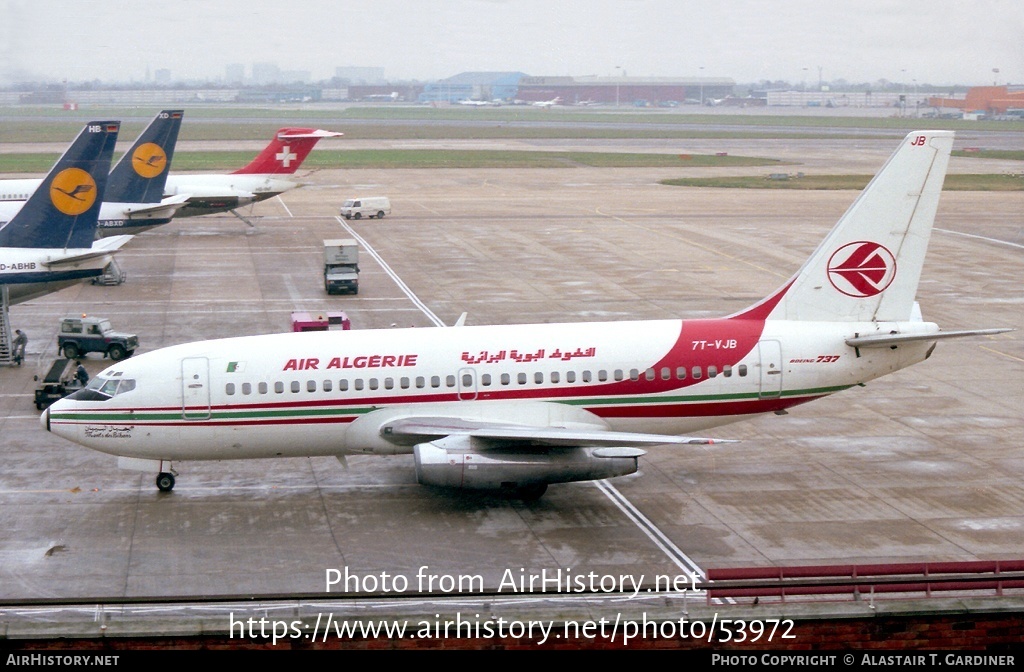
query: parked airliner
[
  {"left": 161, "top": 127, "right": 342, "bottom": 220},
  {"left": 0, "top": 121, "right": 132, "bottom": 305},
  {"left": 0, "top": 110, "right": 187, "bottom": 236},
  {"left": 43, "top": 131, "right": 1008, "bottom": 498}
]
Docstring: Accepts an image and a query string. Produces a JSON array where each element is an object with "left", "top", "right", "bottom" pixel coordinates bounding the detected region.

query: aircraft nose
[{"left": 40, "top": 406, "right": 50, "bottom": 432}]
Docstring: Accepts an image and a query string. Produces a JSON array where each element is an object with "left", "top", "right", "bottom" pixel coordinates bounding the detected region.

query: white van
[{"left": 339, "top": 196, "right": 391, "bottom": 220}]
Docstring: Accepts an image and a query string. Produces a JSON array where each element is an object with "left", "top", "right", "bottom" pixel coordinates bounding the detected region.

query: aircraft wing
[{"left": 383, "top": 416, "right": 736, "bottom": 448}]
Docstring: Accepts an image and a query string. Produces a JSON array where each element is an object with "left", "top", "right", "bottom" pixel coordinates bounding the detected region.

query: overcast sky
[{"left": 2, "top": 0, "right": 1021, "bottom": 87}]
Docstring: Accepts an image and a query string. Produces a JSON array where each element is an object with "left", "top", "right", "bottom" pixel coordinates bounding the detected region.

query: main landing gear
[{"left": 156, "top": 471, "right": 176, "bottom": 492}]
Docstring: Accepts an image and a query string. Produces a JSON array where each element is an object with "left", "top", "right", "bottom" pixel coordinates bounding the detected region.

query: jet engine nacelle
[{"left": 413, "top": 435, "right": 643, "bottom": 493}]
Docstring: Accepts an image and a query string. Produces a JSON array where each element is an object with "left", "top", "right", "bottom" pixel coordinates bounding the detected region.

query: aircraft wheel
[
  {"left": 62, "top": 343, "right": 79, "bottom": 359},
  {"left": 517, "top": 483, "right": 548, "bottom": 501},
  {"left": 156, "top": 472, "right": 175, "bottom": 492}
]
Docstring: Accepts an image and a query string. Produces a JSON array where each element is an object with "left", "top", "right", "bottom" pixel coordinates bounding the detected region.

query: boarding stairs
[{"left": 0, "top": 287, "right": 13, "bottom": 366}]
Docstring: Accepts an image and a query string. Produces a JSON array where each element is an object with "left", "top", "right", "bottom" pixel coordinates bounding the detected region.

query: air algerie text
[{"left": 283, "top": 355, "right": 418, "bottom": 371}]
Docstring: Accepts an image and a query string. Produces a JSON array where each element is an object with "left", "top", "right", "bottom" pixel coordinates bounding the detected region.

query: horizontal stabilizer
[
  {"left": 42, "top": 235, "right": 133, "bottom": 268},
  {"left": 846, "top": 328, "right": 1013, "bottom": 348},
  {"left": 122, "top": 195, "right": 190, "bottom": 219},
  {"left": 278, "top": 129, "right": 344, "bottom": 140}
]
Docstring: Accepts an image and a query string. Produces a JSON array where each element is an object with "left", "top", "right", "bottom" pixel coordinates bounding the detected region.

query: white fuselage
[
  {"left": 162, "top": 174, "right": 300, "bottom": 216},
  {"left": 0, "top": 174, "right": 299, "bottom": 221},
  {"left": 0, "top": 245, "right": 121, "bottom": 304},
  {"left": 44, "top": 317, "right": 937, "bottom": 462},
  {"left": 0, "top": 199, "right": 176, "bottom": 236}
]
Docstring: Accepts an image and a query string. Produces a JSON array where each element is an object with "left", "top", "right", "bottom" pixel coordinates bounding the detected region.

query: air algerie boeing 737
[{"left": 43, "top": 131, "right": 1009, "bottom": 499}]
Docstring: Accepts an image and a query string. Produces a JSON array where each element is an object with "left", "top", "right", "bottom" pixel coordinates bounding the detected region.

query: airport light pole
[
  {"left": 900, "top": 69, "right": 907, "bottom": 117},
  {"left": 615, "top": 66, "right": 621, "bottom": 107},
  {"left": 699, "top": 66, "right": 704, "bottom": 105}
]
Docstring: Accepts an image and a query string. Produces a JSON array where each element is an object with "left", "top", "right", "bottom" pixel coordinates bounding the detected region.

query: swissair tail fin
[
  {"left": 0, "top": 121, "right": 119, "bottom": 250},
  {"left": 231, "top": 127, "right": 342, "bottom": 175},
  {"left": 732, "top": 130, "right": 954, "bottom": 323},
  {"left": 105, "top": 109, "right": 183, "bottom": 203}
]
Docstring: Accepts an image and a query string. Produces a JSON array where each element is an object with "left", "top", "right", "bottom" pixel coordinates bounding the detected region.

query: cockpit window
[{"left": 67, "top": 376, "right": 137, "bottom": 402}]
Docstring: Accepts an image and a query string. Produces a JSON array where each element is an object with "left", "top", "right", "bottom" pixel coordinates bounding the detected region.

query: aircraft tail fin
[
  {"left": 231, "top": 128, "right": 342, "bottom": 175},
  {"left": 105, "top": 110, "right": 183, "bottom": 203},
  {"left": 732, "top": 131, "right": 954, "bottom": 323},
  {"left": 0, "top": 121, "right": 119, "bottom": 250}
]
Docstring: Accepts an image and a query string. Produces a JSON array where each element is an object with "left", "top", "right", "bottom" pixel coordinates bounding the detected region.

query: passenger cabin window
[
  {"left": 226, "top": 383, "right": 235, "bottom": 395},
  {"left": 275, "top": 382, "right": 284, "bottom": 394},
  {"left": 692, "top": 366, "right": 702, "bottom": 380}
]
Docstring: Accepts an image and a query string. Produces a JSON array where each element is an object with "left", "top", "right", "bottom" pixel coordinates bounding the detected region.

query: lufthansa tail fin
[
  {"left": 105, "top": 110, "right": 183, "bottom": 203},
  {"left": 0, "top": 121, "right": 119, "bottom": 250},
  {"left": 733, "top": 131, "right": 954, "bottom": 323},
  {"left": 231, "top": 128, "right": 342, "bottom": 175}
]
